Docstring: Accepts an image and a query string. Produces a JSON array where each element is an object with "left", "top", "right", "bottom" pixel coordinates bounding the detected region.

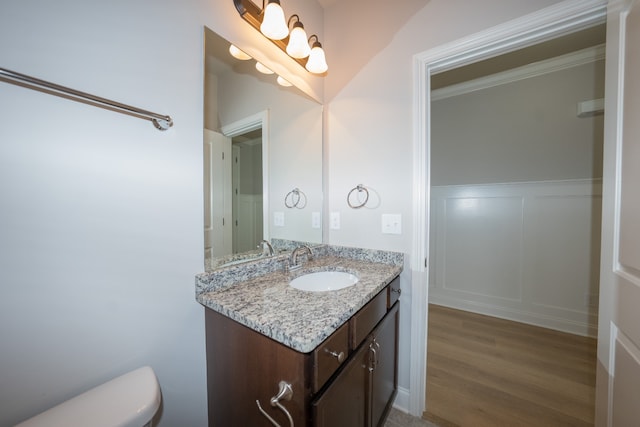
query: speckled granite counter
[{"left": 195, "top": 245, "right": 403, "bottom": 353}]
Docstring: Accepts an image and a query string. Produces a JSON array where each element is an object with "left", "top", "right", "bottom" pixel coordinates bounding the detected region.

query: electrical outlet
[
  {"left": 312, "top": 212, "right": 321, "bottom": 229},
  {"left": 274, "top": 211, "right": 285, "bottom": 227},
  {"left": 330, "top": 212, "right": 341, "bottom": 230}
]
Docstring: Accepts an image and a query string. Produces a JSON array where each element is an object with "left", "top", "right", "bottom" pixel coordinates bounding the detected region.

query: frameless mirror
[{"left": 204, "top": 27, "right": 323, "bottom": 270}]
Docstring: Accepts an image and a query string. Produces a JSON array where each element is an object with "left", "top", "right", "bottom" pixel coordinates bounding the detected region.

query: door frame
[
  {"left": 409, "top": 0, "right": 608, "bottom": 416},
  {"left": 221, "top": 110, "right": 270, "bottom": 242}
]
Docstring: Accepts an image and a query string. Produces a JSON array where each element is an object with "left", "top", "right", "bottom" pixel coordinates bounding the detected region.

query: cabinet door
[
  {"left": 312, "top": 340, "right": 368, "bottom": 427},
  {"left": 369, "top": 303, "right": 399, "bottom": 427},
  {"left": 205, "top": 309, "right": 308, "bottom": 427}
]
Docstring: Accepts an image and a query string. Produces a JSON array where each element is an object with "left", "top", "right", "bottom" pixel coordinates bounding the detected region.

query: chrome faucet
[
  {"left": 259, "top": 240, "right": 275, "bottom": 256},
  {"left": 289, "top": 245, "right": 312, "bottom": 270}
]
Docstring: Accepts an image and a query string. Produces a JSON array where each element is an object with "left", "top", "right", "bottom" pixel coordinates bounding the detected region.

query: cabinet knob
[
  {"left": 391, "top": 288, "right": 401, "bottom": 295},
  {"left": 324, "top": 348, "right": 346, "bottom": 363}
]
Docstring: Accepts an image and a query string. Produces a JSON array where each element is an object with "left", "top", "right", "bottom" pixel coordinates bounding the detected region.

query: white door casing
[
  {"left": 411, "top": 0, "right": 608, "bottom": 417},
  {"left": 221, "top": 111, "right": 270, "bottom": 244}
]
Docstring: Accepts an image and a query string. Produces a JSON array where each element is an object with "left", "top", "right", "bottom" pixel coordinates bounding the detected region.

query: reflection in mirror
[
  {"left": 231, "top": 128, "right": 263, "bottom": 253},
  {"left": 203, "top": 127, "right": 263, "bottom": 261},
  {"left": 204, "top": 27, "right": 323, "bottom": 270}
]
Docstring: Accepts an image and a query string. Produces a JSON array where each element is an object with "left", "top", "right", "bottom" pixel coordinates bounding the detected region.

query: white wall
[
  {"left": 427, "top": 54, "right": 604, "bottom": 338},
  {"left": 323, "top": 0, "right": 565, "bottom": 405},
  {"left": 0, "top": 0, "right": 322, "bottom": 426},
  {"left": 0, "top": 0, "right": 581, "bottom": 423},
  {"left": 431, "top": 58, "right": 605, "bottom": 186}
]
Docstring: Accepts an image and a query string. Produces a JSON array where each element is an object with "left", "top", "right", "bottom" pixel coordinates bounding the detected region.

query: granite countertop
[{"left": 195, "top": 245, "right": 403, "bottom": 353}]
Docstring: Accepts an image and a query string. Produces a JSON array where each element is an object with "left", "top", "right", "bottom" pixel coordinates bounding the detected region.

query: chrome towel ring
[
  {"left": 347, "top": 184, "right": 369, "bottom": 209},
  {"left": 284, "top": 188, "right": 307, "bottom": 209}
]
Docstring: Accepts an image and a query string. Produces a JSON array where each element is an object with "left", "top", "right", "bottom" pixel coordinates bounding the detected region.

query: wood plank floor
[{"left": 423, "top": 304, "right": 597, "bottom": 427}]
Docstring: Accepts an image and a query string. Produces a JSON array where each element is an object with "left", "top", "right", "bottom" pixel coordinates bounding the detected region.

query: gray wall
[{"left": 431, "top": 59, "right": 605, "bottom": 186}]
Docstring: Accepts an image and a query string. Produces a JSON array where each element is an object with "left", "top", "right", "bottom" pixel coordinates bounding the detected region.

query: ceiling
[
  {"left": 207, "top": 17, "right": 606, "bottom": 94},
  {"left": 316, "top": 0, "right": 339, "bottom": 8}
]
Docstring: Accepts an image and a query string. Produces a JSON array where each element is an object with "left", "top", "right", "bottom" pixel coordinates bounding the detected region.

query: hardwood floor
[{"left": 423, "top": 304, "right": 597, "bottom": 427}]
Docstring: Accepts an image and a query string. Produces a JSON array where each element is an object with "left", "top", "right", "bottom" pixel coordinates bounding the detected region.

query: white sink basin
[{"left": 290, "top": 271, "right": 358, "bottom": 292}]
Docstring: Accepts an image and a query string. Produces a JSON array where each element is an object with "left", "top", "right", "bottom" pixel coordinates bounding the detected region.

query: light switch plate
[
  {"left": 330, "top": 212, "right": 341, "bottom": 230},
  {"left": 274, "top": 211, "right": 285, "bottom": 227},
  {"left": 382, "top": 214, "right": 402, "bottom": 234},
  {"left": 312, "top": 212, "right": 321, "bottom": 229}
]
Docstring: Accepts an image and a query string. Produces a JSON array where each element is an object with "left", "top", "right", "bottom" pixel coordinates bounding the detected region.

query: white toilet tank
[{"left": 16, "top": 366, "right": 161, "bottom": 427}]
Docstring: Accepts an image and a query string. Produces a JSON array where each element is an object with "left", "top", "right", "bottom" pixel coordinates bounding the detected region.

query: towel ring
[
  {"left": 347, "top": 184, "right": 369, "bottom": 209},
  {"left": 284, "top": 188, "right": 307, "bottom": 209}
]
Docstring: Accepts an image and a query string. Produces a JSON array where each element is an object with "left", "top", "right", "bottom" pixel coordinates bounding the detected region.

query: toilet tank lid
[{"left": 16, "top": 366, "right": 162, "bottom": 427}]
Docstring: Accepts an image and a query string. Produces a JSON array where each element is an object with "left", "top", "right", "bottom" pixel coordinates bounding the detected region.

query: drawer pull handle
[
  {"left": 368, "top": 343, "right": 378, "bottom": 372},
  {"left": 391, "top": 288, "right": 402, "bottom": 295},
  {"left": 324, "top": 348, "right": 346, "bottom": 363}
]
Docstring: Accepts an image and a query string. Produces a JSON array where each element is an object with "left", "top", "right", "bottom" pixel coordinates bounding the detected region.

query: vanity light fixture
[
  {"left": 233, "top": 0, "right": 328, "bottom": 75},
  {"left": 255, "top": 62, "right": 274, "bottom": 74},
  {"left": 276, "top": 76, "right": 292, "bottom": 86},
  {"left": 229, "top": 44, "right": 252, "bottom": 60},
  {"left": 305, "top": 35, "right": 328, "bottom": 74},
  {"left": 286, "top": 15, "right": 311, "bottom": 59},
  {"left": 260, "top": 0, "right": 289, "bottom": 40}
]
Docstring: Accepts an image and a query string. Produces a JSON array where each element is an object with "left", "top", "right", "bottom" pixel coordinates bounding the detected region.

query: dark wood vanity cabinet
[
  {"left": 205, "top": 276, "right": 400, "bottom": 427},
  {"left": 313, "top": 303, "right": 398, "bottom": 427}
]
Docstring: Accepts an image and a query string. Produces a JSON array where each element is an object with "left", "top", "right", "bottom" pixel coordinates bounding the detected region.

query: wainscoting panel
[
  {"left": 429, "top": 180, "right": 601, "bottom": 336},
  {"left": 441, "top": 195, "right": 524, "bottom": 300}
]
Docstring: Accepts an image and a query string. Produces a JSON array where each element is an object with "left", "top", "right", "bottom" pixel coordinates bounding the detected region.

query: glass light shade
[
  {"left": 277, "top": 76, "right": 292, "bottom": 86},
  {"left": 228, "top": 44, "right": 251, "bottom": 60},
  {"left": 286, "top": 23, "right": 310, "bottom": 59},
  {"left": 260, "top": 1, "right": 288, "bottom": 40},
  {"left": 305, "top": 43, "right": 328, "bottom": 74},
  {"left": 255, "top": 62, "right": 274, "bottom": 74}
]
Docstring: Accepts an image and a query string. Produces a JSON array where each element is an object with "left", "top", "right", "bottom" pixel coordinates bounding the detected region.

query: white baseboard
[
  {"left": 430, "top": 295, "right": 597, "bottom": 337},
  {"left": 392, "top": 386, "right": 411, "bottom": 414}
]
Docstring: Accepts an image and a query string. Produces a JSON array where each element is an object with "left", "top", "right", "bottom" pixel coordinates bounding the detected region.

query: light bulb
[
  {"left": 260, "top": 0, "right": 288, "bottom": 40},
  {"left": 277, "top": 76, "right": 292, "bottom": 87},
  {"left": 255, "top": 62, "right": 274, "bottom": 74},
  {"left": 229, "top": 44, "right": 251, "bottom": 60},
  {"left": 305, "top": 40, "right": 328, "bottom": 74},
  {"left": 286, "top": 22, "right": 310, "bottom": 59}
]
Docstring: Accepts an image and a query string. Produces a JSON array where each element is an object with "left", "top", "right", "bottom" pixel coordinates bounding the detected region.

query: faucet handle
[
  {"left": 259, "top": 240, "right": 275, "bottom": 256},
  {"left": 289, "top": 245, "right": 312, "bottom": 270}
]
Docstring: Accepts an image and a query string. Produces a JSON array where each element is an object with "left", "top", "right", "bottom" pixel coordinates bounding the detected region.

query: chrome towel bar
[{"left": 0, "top": 67, "right": 173, "bottom": 131}]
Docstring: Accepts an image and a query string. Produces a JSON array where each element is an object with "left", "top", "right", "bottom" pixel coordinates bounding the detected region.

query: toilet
[{"left": 16, "top": 366, "right": 161, "bottom": 427}]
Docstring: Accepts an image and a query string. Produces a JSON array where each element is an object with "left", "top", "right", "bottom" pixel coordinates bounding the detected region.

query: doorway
[
  {"left": 408, "top": 0, "right": 608, "bottom": 418},
  {"left": 231, "top": 128, "right": 264, "bottom": 254},
  {"left": 424, "top": 33, "right": 604, "bottom": 423},
  {"left": 203, "top": 111, "right": 269, "bottom": 263}
]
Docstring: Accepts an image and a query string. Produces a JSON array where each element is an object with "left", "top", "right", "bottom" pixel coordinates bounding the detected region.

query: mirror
[{"left": 204, "top": 27, "right": 323, "bottom": 270}]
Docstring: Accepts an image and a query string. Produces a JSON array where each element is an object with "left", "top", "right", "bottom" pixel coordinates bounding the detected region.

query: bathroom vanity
[{"left": 195, "top": 245, "right": 403, "bottom": 427}]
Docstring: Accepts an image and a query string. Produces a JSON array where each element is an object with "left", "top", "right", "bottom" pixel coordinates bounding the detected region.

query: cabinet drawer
[
  {"left": 350, "top": 288, "right": 387, "bottom": 350},
  {"left": 387, "top": 276, "right": 401, "bottom": 308},
  {"left": 313, "top": 321, "right": 349, "bottom": 393}
]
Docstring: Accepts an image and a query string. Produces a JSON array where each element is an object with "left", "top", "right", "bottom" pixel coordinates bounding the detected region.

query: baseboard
[
  {"left": 392, "top": 386, "right": 410, "bottom": 413},
  {"left": 429, "top": 296, "right": 597, "bottom": 337}
]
